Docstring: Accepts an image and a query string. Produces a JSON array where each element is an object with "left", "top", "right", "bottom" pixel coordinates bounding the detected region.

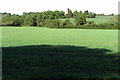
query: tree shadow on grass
[{"left": 2, "top": 45, "right": 120, "bottom": 80}]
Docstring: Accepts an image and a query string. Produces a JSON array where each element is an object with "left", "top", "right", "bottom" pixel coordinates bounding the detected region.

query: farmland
[
  {"left": 2, "top": 27, "right": 119, "bottom": 79},
  {"left": 86, "top": 16, "right": 113, "bottom": 24},
  {"left": 60, "top": 16, "right": 113, "bottom": 24}
]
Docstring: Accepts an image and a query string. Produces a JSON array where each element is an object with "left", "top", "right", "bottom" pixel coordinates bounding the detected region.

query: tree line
[{"left": 0, "top": 9, "right": 119, "bottom": 29}]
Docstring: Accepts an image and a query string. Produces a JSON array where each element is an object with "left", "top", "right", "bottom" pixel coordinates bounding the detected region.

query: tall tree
[{"left": 66, "top": 8, "right": 73, "bottom": 18}]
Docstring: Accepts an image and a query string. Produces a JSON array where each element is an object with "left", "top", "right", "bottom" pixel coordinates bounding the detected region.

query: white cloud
[{"left": 0, "top": 0, "right": 119, "bottom": 15}]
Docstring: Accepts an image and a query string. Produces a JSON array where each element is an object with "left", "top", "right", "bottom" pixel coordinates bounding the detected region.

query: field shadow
[{"left": 2, "top": 45, "right": 120, "bottom": 80}]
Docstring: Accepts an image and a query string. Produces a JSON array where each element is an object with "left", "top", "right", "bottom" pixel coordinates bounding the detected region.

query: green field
[
  {"left": 60, "top": 16, "right": 113, "bottom": 24},
  {"left": 86, "top": 16, "right": 113, "bottom": 24},
  {"left": 2, "top": 27, "right": 118, "bottom": 52},
  {"left": 2, "top": 27, "right": 119, "bottom": 79}
]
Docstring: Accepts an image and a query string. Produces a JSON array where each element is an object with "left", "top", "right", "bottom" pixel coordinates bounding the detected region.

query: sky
[{"left": 0, "top": 0, "right": 119, "bottom": 15}]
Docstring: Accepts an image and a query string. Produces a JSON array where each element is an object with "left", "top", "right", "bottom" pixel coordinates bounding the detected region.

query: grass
[
  {"left": 2, "top": 27, "right": 119, "bottom": 79},
  {"left": 86, "top": 16, "right": 113, "bottom": 24},
  {"left": 3, "top": 45, "right": 120, "bottom": 79},
  {"left": 60, "top": 16, "right": 113, "bottom": 24},
  {"left": 2, "top": 27, "right": 118, "bottom": 52}
]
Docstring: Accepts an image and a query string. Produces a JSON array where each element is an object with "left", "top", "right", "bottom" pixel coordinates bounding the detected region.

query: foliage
[
  {"left": 0, "top": 10, "right": 117, "bottom": 29},
  {"left": 75, "top": 14, "right": 86, "bottom": 25},
  {"left": 2, "top": 15, "right": 22, "bottom": 26},
  {"left": 84, "top": 10, "right": 96, "bottom": 18},
  {"left": 42, "top": 19, "right": 62, "bottom": 28},
  {"left": 1, "top": 12, "right": 11, "bottom": 17},
  {"left": 22, "top": 14, "right": 37, "bottom": 26},
  {"left": 88, "top": 12, "right": 96, "bottom": 18},
  {"left": 66, "top": 8, "right": 73, "bottom": 18},
  {"left": 73, "top": 10, "right": 96, "bottom": 18},
  {"left": 1, "top": 11, "right": 66, "bottom": 27},
  {"left": 109, "top": 15, "right": 119, "bottom": 28},
  {"left": 96, "top": 14, "right": 105, "bottom": 16}
]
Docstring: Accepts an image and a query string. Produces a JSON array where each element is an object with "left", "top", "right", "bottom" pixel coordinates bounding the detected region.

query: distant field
[
  {"left": 60, "top": 16, "right": 113, "bottom": 24},
  {"left": 2, "top": 27, "right": 119, "bottom": 79},
  {"left": 86, "top": 16, "right": 113, "bottom": 24}
]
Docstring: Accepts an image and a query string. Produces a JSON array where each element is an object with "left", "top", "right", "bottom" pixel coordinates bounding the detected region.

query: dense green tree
[
  {"left": 51, "top": 19, "right": 61, "bottom": 27},
  {"left": 2, "top": 17, "right": 12, "bottom": 26},
  {"left": 42, "top": 19, "right": 52, "bottom": 27},
  {"left": 36, "top": 13, "right": 43, "bottom": 26},
  {"left": 73, "top": 10, "right": 78, "bottom": 17},
  {"left": 84, "top": 10, "right": 96, "bottom": 18},
  {"left": 10, "top": 15, "right": 22, "bottom": 26},
  {"left": 64, "top": 19, "right": 72, "bottom": 25},
  {"left": 2, "top": 15, "right": 22, "bottom": 26},
  {"left": 23, "top": 14, "right": 37, "bottom": 26},
  {"left": 109, "top": 15, "right": 119, "bottom": 27},
  {"left": 75, "top": 14, "right": 86, "bottom": 25}
]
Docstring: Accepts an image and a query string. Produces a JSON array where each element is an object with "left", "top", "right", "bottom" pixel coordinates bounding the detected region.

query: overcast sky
[{"left": 0, "top": 0, "right": 119, "bottom": 15}]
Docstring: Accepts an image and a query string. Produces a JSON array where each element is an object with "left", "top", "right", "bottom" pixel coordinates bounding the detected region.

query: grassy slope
[
  {"left": 2, "top": 27, "right": 119, "bottom": 79},
  {"left": 2, "top": 27, "right": 118, "bottom": 52}
]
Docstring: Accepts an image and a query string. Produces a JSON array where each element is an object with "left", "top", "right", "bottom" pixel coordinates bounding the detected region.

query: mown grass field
[
  {"left": 2, "top": 27, "right": 120, "bottom": 79},
  {"left": 2, "top": 27, "right": 118, "bottom": 52},
  {"left": 60, "top": 16, "right": 113, "bottom": 24}
]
